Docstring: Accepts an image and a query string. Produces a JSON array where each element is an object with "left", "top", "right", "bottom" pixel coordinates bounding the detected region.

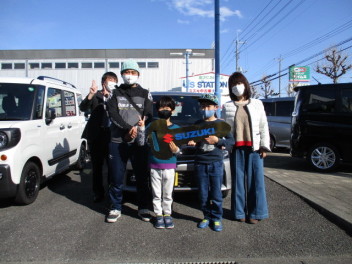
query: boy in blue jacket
[{"left": 188, "top": 94, "right": 234, "bottom": 232}]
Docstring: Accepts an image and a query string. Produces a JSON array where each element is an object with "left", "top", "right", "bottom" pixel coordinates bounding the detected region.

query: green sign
[{"left": 289, "top": 66, "right": 310, "bottom": 82}]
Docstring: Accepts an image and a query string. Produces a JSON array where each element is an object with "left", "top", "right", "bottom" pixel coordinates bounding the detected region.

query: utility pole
[
  {"left": 277, "top": 55, "right": 283, "bottom": 97},
  {"left": 185, "top": 49, "right": 192, "bottom": 91},
  {"left": 215, "top": 0, "right": 221, "bottom": 114},
  {"left": 170, "top": 49, "right": 204, "bottom": 92},
  {"left": 235, "top": 33, "right": 245, "bottom": 72}
]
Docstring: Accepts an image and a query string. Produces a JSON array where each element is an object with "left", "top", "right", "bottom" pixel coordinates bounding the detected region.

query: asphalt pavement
[
  {"left": 264, "top": 151, "right": 352, "bottom": 235},
  {"left": 1, "top": 151, "right": 352, "bottom": 264}
]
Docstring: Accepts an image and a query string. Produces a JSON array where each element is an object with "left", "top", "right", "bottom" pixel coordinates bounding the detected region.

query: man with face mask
[
  {"left": 106, "top": 59, "right": 153, "bottom": 223},
  {"left": 80, "top": 72, "right": 118, "bottom": 203}
]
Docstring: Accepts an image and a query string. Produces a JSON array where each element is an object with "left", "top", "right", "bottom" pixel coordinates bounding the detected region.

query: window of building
[
  {"left": 68, "top": 62, "right": 79, "bottom": 68},
  {"left": 94, "top": 62, "right": 105, "bottom": 68},
  {"left": 14, "top": 63, "right": 25, "bottom": 69},
  {"left": 1, "top": 63, "right": 13, "bottom": 70},
  {"left": 41, "top": 63, "right": 52, "bottom": 69},
  {"left": 55, "top": 62, "right": 66, "bottom": 69},
  {"left": 109, "top": 62, "right": 119, "bottom": 68},
  {"left": 82, "top": 62, "right": 93, "bottom": 69},
  {"left": 137, "top": 62, "right": 146, "bottom": 68},
  {"left": 148, "top": 62, "right": 159, "bottom": 68},
  {"left": 29, "top": 63, "right": 40, "bottom": 69}
]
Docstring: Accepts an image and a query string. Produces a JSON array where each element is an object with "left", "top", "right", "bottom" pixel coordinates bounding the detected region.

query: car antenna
[{"left": 312, "top": 76, "right": 322, "bottom": 85}]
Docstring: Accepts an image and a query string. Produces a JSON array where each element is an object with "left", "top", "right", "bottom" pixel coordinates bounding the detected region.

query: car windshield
[
  {"left": 152, "top": 94, "right": 203, "bottom": 126},
  {"left": 0, "top": 83, "right": 36, "bottom": 120}
]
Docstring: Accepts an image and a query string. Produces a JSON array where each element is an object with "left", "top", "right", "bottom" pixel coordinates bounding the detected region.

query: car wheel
[
  {"left": 307, "top": 143, "right": 340, "bottom": 172},
  {"left": 270, "top": 135, "right": 275, "bottom": 151},
  {"left": 76, "top": 143, "right": 87, "bottom": 170},
  {"left": 15, "top": 161, "right": 41, "bottom": 205}
]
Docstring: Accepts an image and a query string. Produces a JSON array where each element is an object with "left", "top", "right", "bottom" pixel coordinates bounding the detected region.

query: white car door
[
  {"left": 45, "top": 87, "right": 71, "bottom": 174},
  {"left": 62, "top": 89, "right": 83, "bottom": 165}
]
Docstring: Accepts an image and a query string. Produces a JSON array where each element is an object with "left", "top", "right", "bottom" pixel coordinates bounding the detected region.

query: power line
[
  {"left": 250, "top": 19, "right": 352, "bottom": 77},
  {"left": 241, "top": 0, "right": 304, "bottom": 53},
  {"left": 239, "top": 0, "right": 276, "bottom": 38},
  {"left": 240, "top": 0, "right": 294, "bottom": 47},
  {"left": 250, "top": 38, "right": 352, "bottom": 86},
  {"left": 282, "top": 19, "right": 352, "bottom": 58},
  {"left": 220, "top": 0, "right": 280, "bottom": 69},
  {"left": 222, "top": 0, "right": 304, "bottom": 73},
  {"left": 240, "top": 0, "right": 284, "bottom": 41}
]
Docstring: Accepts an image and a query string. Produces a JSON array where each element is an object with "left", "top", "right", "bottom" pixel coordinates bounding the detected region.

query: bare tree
[
  {"left": 315, "top": 48, "right": 352, "bottom": 83},
  {"left": 250, "top": 85, "right": 260, "bottom": 99},
  {"left": 260, "top": 75, "right": 279, "bottom": 99},
  {"left": 286, "top": 83, "right": 298, "bottom": 97}
]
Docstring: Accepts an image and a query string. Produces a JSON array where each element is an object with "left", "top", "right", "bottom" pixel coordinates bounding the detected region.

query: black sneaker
[
  {"left": 138, "top": 209, "right": 152, "bottom": 222},
  {"left": 106, "top": 209, "right": 121, "bottom": 223}
]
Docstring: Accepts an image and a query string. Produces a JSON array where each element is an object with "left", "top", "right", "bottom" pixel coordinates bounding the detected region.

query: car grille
[
  {"left": 174, "top": 171, "right": 197, "bottom": 188},
  {"left": 177, "top": 145, "right": 196, "bottom": 162}
]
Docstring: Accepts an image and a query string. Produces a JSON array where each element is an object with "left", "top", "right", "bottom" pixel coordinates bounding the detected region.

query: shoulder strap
[{"left": 120, "top": 89, "right": 144, "bottom": 116}]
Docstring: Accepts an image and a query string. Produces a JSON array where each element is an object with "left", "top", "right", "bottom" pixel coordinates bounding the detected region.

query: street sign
[{"left": 289, "top": 66, "right": 310, "bottom": 82}]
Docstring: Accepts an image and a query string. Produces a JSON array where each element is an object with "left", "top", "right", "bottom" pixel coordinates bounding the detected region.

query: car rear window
[{"left": 302, "top": 89, "right": 336, "bottom": 113}]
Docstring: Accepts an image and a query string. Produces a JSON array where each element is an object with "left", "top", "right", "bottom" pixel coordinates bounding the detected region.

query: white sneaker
[
  {"left": 138, "top": 209, "right": 152, "bottom": 222},
  {"left": 106, "top": 209, "right": 121, "bottom": 223}
]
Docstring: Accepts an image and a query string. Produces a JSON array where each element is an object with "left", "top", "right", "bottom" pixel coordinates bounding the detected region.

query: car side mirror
[{"left": 45, "top": 108, "right": 56, "bottom": 125}]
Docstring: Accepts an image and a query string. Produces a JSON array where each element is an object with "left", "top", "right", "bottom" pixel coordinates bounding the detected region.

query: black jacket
[
  {"left": 107, "top": 84, "right": 153, "bottom": 143},
  {"left": 79, "top": 91, "right": 110, "bottom": 141}
]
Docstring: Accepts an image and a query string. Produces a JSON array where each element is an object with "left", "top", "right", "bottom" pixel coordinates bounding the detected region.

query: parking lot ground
[
  {"left": 264, "top": 151, "right": 352, "bottom": 234},
  {"left": 1, "top": 153, "right": 352, "bottom": 264}
]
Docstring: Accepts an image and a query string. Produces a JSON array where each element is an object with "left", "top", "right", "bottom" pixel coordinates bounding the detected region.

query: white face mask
[
  {"left": 105, "top": 81, "right": 117, "bottom": 92},
  {"left": 122, "top": 74, "right": 139, "bottom": 85},
  {"left": 231, "top": 84, "right": 245, "bottom": 97}
]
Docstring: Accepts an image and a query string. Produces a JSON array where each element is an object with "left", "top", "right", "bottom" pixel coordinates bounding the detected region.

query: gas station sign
[{"left": 289, "top": 66, "right": 310, "bottom": 82}]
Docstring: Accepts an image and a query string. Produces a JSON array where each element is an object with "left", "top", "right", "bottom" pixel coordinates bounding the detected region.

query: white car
[{"left": 0, "top": 76, "right": 87, "bottom": 204}]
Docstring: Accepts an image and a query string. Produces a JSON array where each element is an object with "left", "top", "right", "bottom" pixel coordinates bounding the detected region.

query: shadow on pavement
[{"left": 44, "top": 168, "right": 109, "bottom": 215}]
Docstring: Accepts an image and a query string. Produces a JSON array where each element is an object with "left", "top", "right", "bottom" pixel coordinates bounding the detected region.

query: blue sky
[{"left": 1, "top": 0, "right": 352, "bottom": 95}]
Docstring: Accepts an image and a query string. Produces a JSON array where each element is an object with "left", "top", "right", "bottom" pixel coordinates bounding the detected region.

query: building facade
[{"left": 0, "top": 49, "right": 215, "bottom": 95}]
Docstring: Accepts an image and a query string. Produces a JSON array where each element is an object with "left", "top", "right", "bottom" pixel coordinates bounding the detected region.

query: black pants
[{"left": 88, "top": 129, "right": 110, "bottom": 197}]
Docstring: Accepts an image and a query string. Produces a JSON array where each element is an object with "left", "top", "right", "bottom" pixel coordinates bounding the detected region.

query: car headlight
[
  {"left": 0, "top": 132, "right": 8, "bottom": 148},
  {"left": 0, "top": 128, "right": 21, "bottom": 150}
]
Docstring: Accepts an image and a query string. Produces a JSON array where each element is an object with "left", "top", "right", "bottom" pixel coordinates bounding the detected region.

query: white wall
[{"left": 0, "top": 58, "right": 214, "bottom": 97}]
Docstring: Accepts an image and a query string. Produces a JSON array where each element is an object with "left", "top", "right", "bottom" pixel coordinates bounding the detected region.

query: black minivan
[{"left": 291, "top": 83, "right": 352, "bottom": 172}]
